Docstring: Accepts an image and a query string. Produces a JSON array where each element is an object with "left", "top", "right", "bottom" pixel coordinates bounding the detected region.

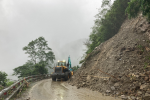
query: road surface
[{"left": 29, "top": 79, "right": 121, "bottom": 100}]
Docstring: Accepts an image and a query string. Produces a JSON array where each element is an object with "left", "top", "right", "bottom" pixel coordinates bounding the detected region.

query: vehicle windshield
[{"left": 57, "top": 62, "right": 66, "bottom": 66}]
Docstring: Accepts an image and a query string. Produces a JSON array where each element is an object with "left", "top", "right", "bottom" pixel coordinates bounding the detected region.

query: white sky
[{"left": 0, "top": 0, "right": 104, "bottom": 77}]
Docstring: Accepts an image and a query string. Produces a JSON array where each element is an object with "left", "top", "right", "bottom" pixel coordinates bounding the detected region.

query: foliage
[
  {"left": 83, "top": 39, "right": 91, "bottom": 50},
  {"left": 13, "top": 37, "right": 55, "bottom": 78},
  {"left": 13, "top": 61, "right": 48, "bottom": 79},
  {"left": 6, "top": 79, "right": 14, "bottom": 87},
  {"left": 72, "top": 65, "right": 80, "bottom": 71},
  {"left": 83, "top": 0, "right": 129, "bottom": 59},
  {"left": 0, "top": 85, "right": 3, "bottom": 91},
  {"left": 144, "top": 62, "right": 148, "bottom": 69},
  {"left": 0, "top": 71, "right": 8, "bottom": 86},
  {"left": 23, "top": 36, "right": 55, "bottom": 67},
  {"left": 13, "top": 61, "right": 34, "bottom": 78},
  {"left": 126, "top": 0, "right": 150, "bottom": 20},
  {"left": 79, "top": 59, "right": 85, "bottom": 64},
  {"left": 32, "top": 63, "right": 48, "bottom": 75}
]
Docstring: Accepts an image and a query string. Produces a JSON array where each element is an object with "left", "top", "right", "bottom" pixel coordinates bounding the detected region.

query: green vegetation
[
  {"left": 80, "top": 0, "right": 129, "bottom": 63},
  {"left": 22, "top": 36, "right": 55, "bottom": 66},
  {"left": 0, "top": 71, "right": 14, "bottom": 87},
  {"left": 125, "top": 0, "right": 150, "bottom": 70},
  {"left": 72, "top": 65, "right": 80, "bottom": 71},
  {"left": 6, "top": 79, "right": 14, "bottom": 87},
  {"left": 126, "top": 0, "right": 150, "bottom": 20},
  {"left": 13, "top": 61, "right": 34, "bottom": 78},
  {"left": 13, "top": 37, "right": 55, "bottom": 78},
  {"left": 0, "top": 86, "right": 3, "bottom": 91},
  {"left": 0, "top": 71, "right": 7, "bottom": 86},
  {"left": 84, "top": 0, "right": 129, "bottom": 55},
  {"left": 82, "top": 0, "right": 150, "bottom": 64},
  {"left": 79, "top": 59, "right": 85, "bottom": 64},
  {"left": 144, "top": 62, "right": 148, "bottom": 69}
]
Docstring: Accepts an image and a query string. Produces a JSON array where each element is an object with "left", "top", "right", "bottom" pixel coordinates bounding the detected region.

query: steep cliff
[{"left": 69, "top": 15, "right": 150, "bottom": 99}]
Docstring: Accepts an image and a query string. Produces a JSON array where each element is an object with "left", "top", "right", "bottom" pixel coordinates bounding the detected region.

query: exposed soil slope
[{"left": 69, "top": 15, "right": 150, "bottom": 100}]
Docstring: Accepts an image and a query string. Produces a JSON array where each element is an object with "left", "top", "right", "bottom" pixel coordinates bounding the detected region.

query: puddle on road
[{"left": 51, "top": 81, "right": 69, "bottom": 100}]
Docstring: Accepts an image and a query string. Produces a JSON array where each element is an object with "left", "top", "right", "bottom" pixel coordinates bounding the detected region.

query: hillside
[{"left": 68, "top": 15, "right": 150, "bottom": 100}]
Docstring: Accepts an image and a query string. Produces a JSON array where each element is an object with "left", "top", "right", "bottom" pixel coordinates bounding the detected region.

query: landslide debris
[{"left": 68, "top": 15, "right": 150, "bottom": 100}]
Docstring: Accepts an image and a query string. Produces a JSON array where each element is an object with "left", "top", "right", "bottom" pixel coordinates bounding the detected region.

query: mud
[{"left": 28, "top": 79, "right": 121, "bottom": 100}]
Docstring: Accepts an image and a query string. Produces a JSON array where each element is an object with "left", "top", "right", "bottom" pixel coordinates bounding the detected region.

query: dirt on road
[{"left": 27, "top": 79, "right": 121, "bottom": 100}]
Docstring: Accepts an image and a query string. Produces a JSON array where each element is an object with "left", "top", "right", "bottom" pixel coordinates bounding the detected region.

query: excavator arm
[{"left": 67, "top": 56, "right": 72, "bottom": 70}]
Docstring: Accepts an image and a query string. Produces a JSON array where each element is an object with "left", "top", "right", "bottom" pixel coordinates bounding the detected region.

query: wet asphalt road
[{"left": 29, "top": 79, "right": 121, "bottom": 100}]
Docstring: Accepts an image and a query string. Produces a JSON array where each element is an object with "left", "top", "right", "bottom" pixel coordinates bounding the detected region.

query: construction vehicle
[{"left": 51, "top": 56, "right": 73, "bottom": 81}]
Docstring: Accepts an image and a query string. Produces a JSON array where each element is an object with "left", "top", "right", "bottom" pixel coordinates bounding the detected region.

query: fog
[{"left": 0, "top": 0, "right": 103, "bottom": 79}]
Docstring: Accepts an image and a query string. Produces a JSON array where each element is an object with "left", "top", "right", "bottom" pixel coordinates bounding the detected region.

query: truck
[{"left": 51, "top": 56, "right": 73, "bottom": 81}]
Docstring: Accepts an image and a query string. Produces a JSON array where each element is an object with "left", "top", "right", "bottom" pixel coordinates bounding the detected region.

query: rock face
[{"left": 68, "top": 16, "right": 150, "bottom": 98}]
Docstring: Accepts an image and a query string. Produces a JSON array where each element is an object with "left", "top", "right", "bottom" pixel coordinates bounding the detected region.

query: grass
[
  {"left": 144, "top": 63, "right": 148, "bottom": 69},
  {"left": 0, "top": 86, "right": 3, "bottom": 91},
  {"left": 6, "top": 80, "right": 14, "bottom": 87}
]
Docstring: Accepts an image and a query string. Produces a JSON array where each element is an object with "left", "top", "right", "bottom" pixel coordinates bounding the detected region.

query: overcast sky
[{"left": 0, "top": 0, "right": 104, "bottom": 77}]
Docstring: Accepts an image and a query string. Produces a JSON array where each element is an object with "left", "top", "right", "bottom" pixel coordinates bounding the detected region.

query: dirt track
[{"left": 28, "top": 79, "right": 120, "bottom": 100}]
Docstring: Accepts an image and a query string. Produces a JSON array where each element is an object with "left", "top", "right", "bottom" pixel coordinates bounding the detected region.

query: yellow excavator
[{"left": 51, "top": 56, "right": 73, "bottom": 81}]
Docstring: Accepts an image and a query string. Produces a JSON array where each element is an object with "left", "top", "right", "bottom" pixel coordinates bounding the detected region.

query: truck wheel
[
  {"left": 69, "top": 72, "right": 71, "bottom": 78},
  {"left": 64, "top": 73, "right": 69, "bottom": 81},
  {"left": 52, "top": 77, "right": 56, "bottom": 81}
]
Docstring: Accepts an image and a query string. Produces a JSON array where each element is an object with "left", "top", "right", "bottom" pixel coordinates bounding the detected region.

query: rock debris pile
[{"left": 68, "top": 15, "right": 150, "bottom": 100}]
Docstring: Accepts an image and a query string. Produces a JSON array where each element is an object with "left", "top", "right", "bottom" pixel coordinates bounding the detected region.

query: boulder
[
  {"left": 140, "top": 84, "right": 148, "bottom": 90},
  {"left": 111, "top": 86, "right": 115, "bottom": 91},
  {"left": 137, "top": 91, "right": 142, "bottom": 95},
  {"left": 114, "top": 82, "right": 120, "bottom": 87},
  {"left": 121, "top": 95, "right": 128, "bottom": 100}
]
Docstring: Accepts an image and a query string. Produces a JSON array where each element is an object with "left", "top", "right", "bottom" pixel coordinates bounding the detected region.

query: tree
[
  {"left": 72, "top": 65, "right": 80, "bottom": 71},
  {"left": 13, "top": 37, "right": 55, "bottom": 78},
  {"left": 83, "top": 39, "right": 91, "bottom": 50},
  {"left": 0, "top": 71, "right": 8, "bottom": 86},
  {"left": 13, "top": 61, "right": 48, "bottom": 78},
  {"left": 126, "top": 0, "right": 150, "bottom": 20},
  {"left": 23, "top": 37, "right": 55, "bottom": 67},
  {"left": 32, "top": 63, "right": 48, "bottom": 75},
  {"left": 84, "top": 0, "right": 129, "bottom": 55},
  {"left": 13, "top": 61, "right": 34, "bottom": 78}
]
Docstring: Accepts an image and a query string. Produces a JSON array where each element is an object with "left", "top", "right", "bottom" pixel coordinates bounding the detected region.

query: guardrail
[{"left": 0, "top": 74, "right": 51, "bottom": 100}]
